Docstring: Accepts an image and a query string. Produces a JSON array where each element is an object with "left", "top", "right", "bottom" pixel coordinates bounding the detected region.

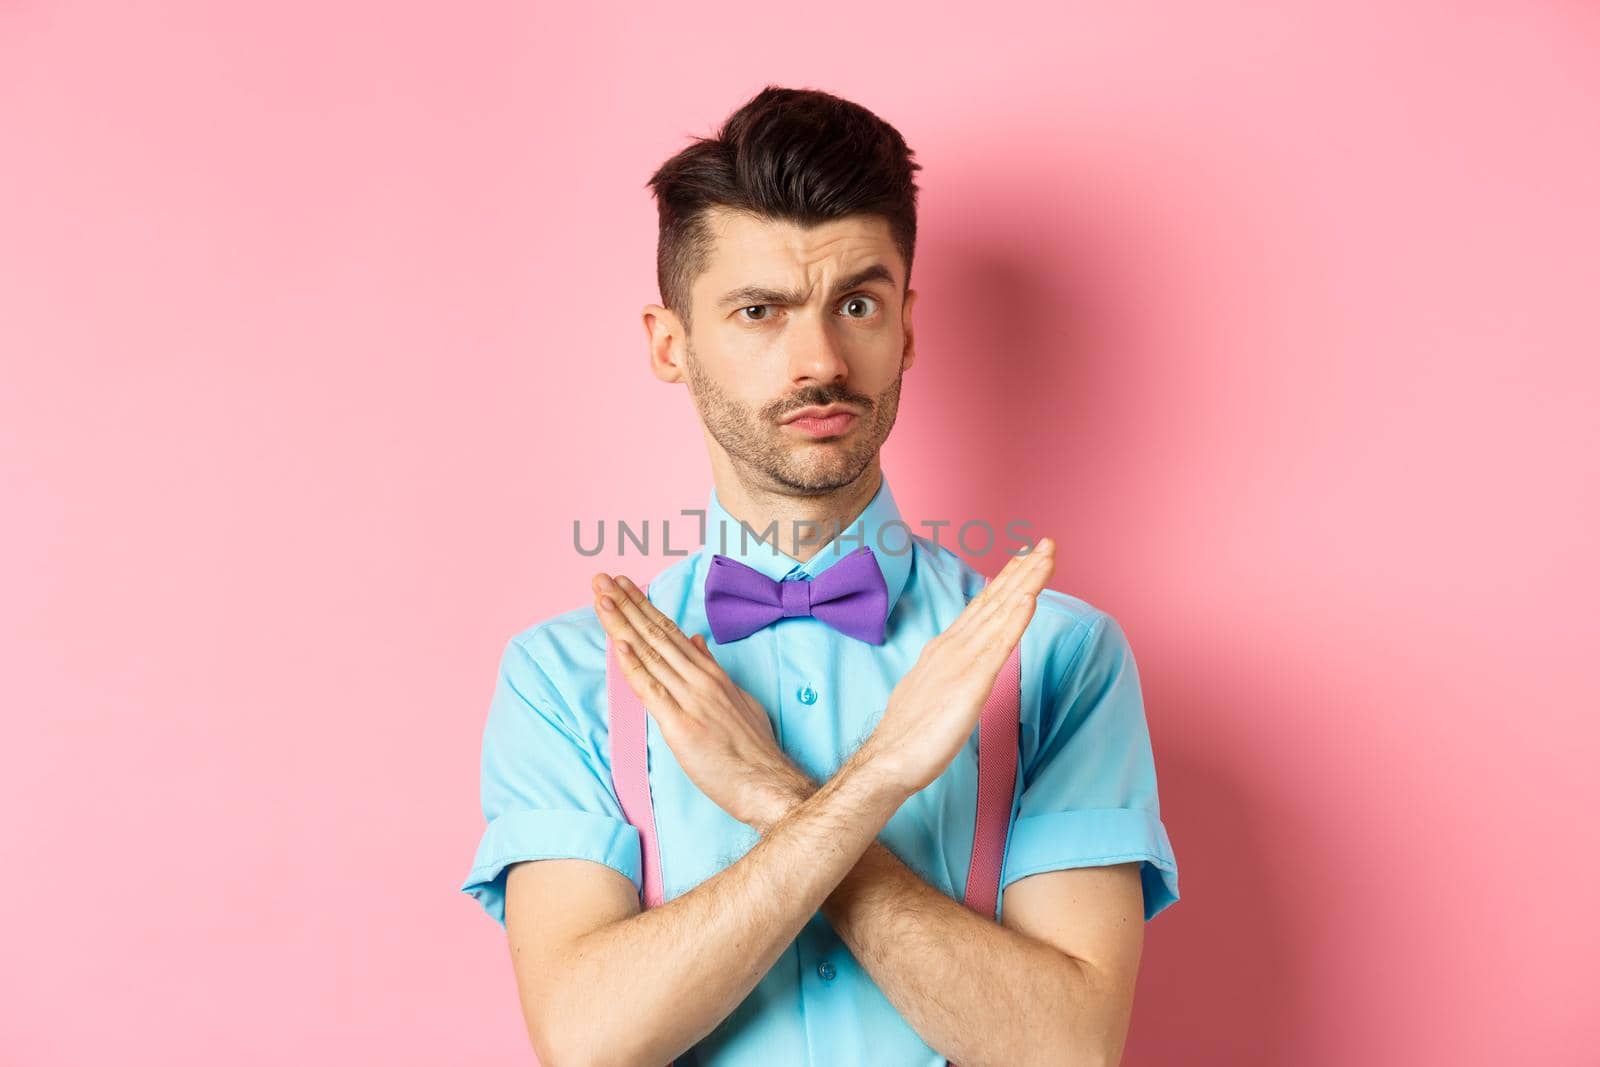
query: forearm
[
  {"left": 545, "top": 745, "right": 909, "bottom": 1067},
  {"left": 827, "top": 838, "right": 1112, "bottom": 1067},
  {"left": 765, "top": 774, "right": 1114, "bottom": 1067}
]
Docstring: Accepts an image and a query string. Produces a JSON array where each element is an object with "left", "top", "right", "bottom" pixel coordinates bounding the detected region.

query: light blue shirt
[{"left": 461, "top": 471, "right": 1179, "bottom": 1064}]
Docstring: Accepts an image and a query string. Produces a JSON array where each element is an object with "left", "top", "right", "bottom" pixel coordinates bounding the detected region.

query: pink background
[{"left": 3, "top": 3, "right": 1597, "bottom": 1064}]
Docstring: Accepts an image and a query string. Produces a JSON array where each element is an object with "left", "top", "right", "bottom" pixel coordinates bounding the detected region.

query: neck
[{"left": 708, "top": 457, "right": 883, "bottom": 565}]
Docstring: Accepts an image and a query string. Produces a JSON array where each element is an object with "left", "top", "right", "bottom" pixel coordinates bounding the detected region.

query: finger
[
  {"left": 997, "top": 538, "right": 1054, "bottom": 604},
  {"left": 947, "top": 538, "right": 1054, "bottom": 642},
  {"left": 612, "top": 638, "right": 686, "bottom": 720},
  {"left": 610, "top": 574, "right": 707, "bottom": 669},
  {"left": 599, "top": 577, "right": 700, "bottom": 685},
  {"left": 992, "top": 536, "right": 1053, "bottom": 601},
  {"left": 686, "top": 632, "right": 716, "bottom": 666},
  {"left": 969, "top": 548, "right": 1054, "bottom": 641},
  {"left": 597, "top": 591, "right": 686, "bottom": 689},
  {"left": 967, "top": 588, "right": 1044, "bottom": 676},
  {"left": 684, "top": 631, "right": 746, "bottom": 699},
  {"left": 592, "top": 579, "right": 687, "bottom": 689},
  {"left": 593, "top": 585, "right": 661, "bottom": 676},
  {"left": 682, "top": 626, "right": 746, "bottom": 690},
  {"left": 964, "top": 537, "right": 1052, "bottom": 621},
  {"left": 650, "top": 618, "right": 732, "bottom": 695}
]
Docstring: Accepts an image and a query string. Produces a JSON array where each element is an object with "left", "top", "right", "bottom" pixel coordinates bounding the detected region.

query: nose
[{"left": 786, "top": 314, "right": 850, "bottom": 386}]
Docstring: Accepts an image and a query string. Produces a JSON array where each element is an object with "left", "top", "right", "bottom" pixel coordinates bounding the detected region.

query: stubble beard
[{"left": 682, "top": 337, "right": 902, "bottom": 495}]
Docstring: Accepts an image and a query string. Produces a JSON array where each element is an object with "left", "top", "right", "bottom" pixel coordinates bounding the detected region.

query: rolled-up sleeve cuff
[
  {"left": 1000, "top": 807, "right": 1180, "bottom": 922},
  {"left": 459, "top": 810, "right": 642, "bottom": 928}
]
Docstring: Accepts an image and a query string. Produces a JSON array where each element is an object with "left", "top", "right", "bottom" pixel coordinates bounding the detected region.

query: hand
[
  {"left": 591, "top": 571, "right": 810, "bottom": 828},
  {"left": 861, "top": 537, "right": 1056, "bottom": 798}
]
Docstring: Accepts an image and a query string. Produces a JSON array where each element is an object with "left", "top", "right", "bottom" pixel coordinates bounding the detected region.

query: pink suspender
[
  {"left": 606, "top": 579, "right": 1023, "bottom": 1066},
  {"left": 606, "top": 582, "right": 667, "bottom": 909},
  {"left": 963, "top": 636, "right": 1024, "bottom": 925}
]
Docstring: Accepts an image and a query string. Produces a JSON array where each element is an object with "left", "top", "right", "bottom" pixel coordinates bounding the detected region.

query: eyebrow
[{"left": 715, "top": 263, "right": 898, "bottom": 310}]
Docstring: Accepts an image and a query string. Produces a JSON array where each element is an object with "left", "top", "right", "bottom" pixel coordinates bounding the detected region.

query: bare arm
[
  {"left": 759, "top": 769, "right": 1146, "bottom": 1067},
  {"left": 508, "top": 741, "right": 909, "bottom": 1067},
  {"left": 543, "top": 538, "right": 1064, "bottom": 1065}
]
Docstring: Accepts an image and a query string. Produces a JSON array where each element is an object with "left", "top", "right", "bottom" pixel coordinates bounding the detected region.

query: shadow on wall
[{"left": 902, "top": 192, "right": 1307, "bottom": 1066}]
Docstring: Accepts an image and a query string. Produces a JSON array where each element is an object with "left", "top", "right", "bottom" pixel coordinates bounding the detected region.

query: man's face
[{"left": 651, "top": 207, "right": 917, "bottom": 495}]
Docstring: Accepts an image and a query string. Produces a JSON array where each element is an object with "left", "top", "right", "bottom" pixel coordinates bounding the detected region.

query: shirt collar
[{"left": 701, "top": 470, "right": 914, "bottom": 618}]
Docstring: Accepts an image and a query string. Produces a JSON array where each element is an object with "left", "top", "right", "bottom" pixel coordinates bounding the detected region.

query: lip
[
  {"left": 784, "top": 410, "right": 859, "bottom": 438},
  {"left": 781, "top": 405, "right": 861, "bottom": 425}
]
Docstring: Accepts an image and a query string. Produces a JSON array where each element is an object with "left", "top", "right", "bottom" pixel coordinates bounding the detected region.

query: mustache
[{"left": 769, "top": 392, "right": 873, "bottom": 418}]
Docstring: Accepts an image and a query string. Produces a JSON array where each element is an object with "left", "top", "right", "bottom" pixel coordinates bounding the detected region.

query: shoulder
[
  {"left": 492, "top": 602, "right": 606, "bottom": 732},
  {"left": 505, "top": 601, "right": 606, "bottom": 673},
  {"left": 497, "top": 553, "right": 703, "bottom": 722}
]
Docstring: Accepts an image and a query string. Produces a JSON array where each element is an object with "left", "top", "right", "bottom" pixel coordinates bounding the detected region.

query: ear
[
  {"left": 643, "top": 303, "right": 687, "bottom": 383},
  {"left": 900, "top": 287, "right": 918, "bottom": 371}
]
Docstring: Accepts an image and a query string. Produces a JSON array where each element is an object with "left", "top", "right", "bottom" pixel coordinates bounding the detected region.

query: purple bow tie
[{"left": 704, "top": 545, "right": 889, "bottom": 645}]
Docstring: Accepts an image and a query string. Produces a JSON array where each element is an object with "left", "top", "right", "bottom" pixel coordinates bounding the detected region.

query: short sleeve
[
  {"left": 1000, "top": 611, "right": 1180, "bottom": 922},
  {"left": 458, "top": 636, "right": 642, "bottom": 928}
]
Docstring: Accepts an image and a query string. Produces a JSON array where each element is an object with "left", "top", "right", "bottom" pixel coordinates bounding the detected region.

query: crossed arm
[
  {"left": 774, "top": 771, "right": 1145, "bottom": 1067},
  {"left": 506, "top": 544, "right": 1143, "bottom": 1065},
  {"left": 506, "top": 747, "right": 1144, "bottom": 1067}
]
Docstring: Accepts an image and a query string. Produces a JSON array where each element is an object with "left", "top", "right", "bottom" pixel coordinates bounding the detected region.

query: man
[{"left": 460, "top": 85, "right": 1179, "bottom": 1066}]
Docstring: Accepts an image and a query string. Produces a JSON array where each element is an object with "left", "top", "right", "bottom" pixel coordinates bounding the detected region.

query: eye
[
  {"left": 737, "top": 305, "right": 774, "bottom": 323},
  {"left": 840, "top": 294, "right": 881, "bottom": 319}
]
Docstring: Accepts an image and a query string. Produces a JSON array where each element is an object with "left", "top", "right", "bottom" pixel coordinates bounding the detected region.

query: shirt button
[
  {"left": 797, "top": 685, "right": 818, "bottom": 705},
  {"left": 817, "top": 961, "right": 836, "bottom": 981}
]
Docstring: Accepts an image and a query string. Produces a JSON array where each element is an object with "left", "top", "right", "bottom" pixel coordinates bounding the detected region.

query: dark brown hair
[{"left": 646, "top": 85, "right": 922, "bottom": 333}]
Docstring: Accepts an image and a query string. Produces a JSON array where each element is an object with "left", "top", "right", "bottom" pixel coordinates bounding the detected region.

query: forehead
[{"left": 693, "top": 207, "right": 900, "bottom": 301}]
